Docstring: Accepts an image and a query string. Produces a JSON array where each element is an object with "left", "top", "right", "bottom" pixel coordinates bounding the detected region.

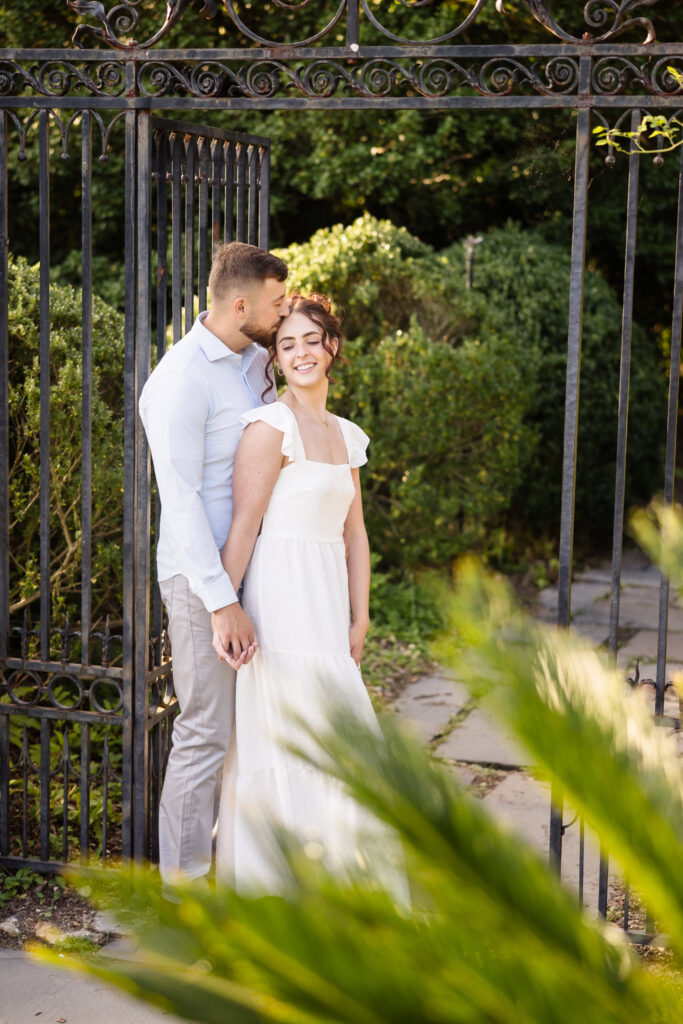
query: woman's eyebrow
[{"left": 278, "top": 330, "right": 321, "bottom": 343}]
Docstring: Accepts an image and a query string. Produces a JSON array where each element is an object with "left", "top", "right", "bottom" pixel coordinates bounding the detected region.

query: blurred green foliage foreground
[{"left": 38, "top": 503, "right": 683, "bottom": 1023}]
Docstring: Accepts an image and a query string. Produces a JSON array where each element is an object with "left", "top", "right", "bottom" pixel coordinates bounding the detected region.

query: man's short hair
[{"left": 209, "top": 242, "right": 287, "bottom": 303}]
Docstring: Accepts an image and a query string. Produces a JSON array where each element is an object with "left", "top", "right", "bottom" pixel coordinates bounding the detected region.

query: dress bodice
[{"left": 239, "top": 402, "right": 369, "bottom": 544}]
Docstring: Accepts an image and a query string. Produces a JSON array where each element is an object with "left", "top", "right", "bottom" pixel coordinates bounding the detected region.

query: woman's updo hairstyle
[{"left": 262, "top": 292, "right": 346, "bottom": 399}]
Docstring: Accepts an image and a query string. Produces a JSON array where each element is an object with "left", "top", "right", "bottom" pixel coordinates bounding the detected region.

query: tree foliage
[
  {"left": 279, "top": 216, "right": 666, "bottom": 554},
  {"left": 8, "top": 255, "right": 124, "bottom": 624},
  {"left": 451, "top": 223, "right": 668, "bottom": 540},
  {"left": 333, "top": 326, "right": 533, "bottom": 570}
]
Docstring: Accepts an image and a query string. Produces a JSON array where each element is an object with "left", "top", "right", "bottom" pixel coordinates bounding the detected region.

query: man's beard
[{"left": 240, "top": 317, "right": 279, "bottom": 348}]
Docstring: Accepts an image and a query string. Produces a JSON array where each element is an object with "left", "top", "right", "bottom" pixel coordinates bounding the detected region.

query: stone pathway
[
  {"left": 2, "top": 554, "right": 677, "bottom": 1021},
  {"left": 390, "top": 553, "right": 682, "bottom": 914}
]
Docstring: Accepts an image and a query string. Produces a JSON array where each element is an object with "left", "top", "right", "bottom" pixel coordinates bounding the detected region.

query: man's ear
[{"left": 233, "top": 295, "right": 247, "bottom": 318}]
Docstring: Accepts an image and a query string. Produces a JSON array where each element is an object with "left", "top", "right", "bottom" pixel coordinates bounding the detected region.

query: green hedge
[
  {"left": 9, "top": 255, "right": 124, "bottom": 625},
  {"left": 329, "top": 325, "right": 534, "bottom": 571},
  {"left": 279, "top": 216, "right": 667, "bottom": 554},
  {"left": 450, "top": 224, "right": 667, "bottom": 539}
]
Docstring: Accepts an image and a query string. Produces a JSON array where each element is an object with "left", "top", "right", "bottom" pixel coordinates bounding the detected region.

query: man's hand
[{"left": 211, "top": 602, "right": 258, "bottom": 669}]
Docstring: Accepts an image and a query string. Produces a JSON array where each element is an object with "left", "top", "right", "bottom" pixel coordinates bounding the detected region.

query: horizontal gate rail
[{"left": 0, "top": 45, "right": 682, "bottom": 110}]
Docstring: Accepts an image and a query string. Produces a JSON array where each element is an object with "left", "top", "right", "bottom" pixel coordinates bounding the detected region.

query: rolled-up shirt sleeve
[{"left": 139, "top": 371, "right": 238, "bottom": 613}]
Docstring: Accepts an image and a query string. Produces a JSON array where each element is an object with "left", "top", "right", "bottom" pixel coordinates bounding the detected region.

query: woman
[{"left": 213, "top": 293, "right": 405, "bottom": 897}]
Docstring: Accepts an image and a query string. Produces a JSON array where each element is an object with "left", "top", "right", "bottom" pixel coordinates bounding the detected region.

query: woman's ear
[{"left": 330, "top": 335, "right": 339, "bottom": 356}]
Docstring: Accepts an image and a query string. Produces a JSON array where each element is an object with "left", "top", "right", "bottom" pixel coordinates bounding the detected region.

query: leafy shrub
[
  {"left": 273, "top": 213, "right": 434, "bottom": 340},
  {"left": 8, "top": 255, "right": 125, "bottom": 626},
  {"left": 440, "top": 223, "right": 667, "bottom": 541},
  {"left": 330, "top": 324, "right": 535, "bottom": 571},
  {"left": 279, "top": 216, "right": 666, "bottom": 547}
]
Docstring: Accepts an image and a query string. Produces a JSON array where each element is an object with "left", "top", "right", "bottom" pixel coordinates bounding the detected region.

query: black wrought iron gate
[
  {"left": 0, "top": 0, "right": 682, "bottom": 935},
  {"left": 0, "top": 100, "right": 270, "bottom": 867}
]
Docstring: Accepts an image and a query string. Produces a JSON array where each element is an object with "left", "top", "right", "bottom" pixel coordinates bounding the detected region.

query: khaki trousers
[{"left": 158, "top": 575, "right": 236, "bottom": 882}]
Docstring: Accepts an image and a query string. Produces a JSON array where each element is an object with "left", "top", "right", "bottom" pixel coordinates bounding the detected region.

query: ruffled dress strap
[
  {"left": 335, "top": 416, "right": 370, "bottom": 469},
  {"left": 240, "top": 402, "right": 304, "bottom": 462}
]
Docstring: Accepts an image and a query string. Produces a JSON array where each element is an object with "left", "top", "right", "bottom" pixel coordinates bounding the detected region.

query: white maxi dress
[{"left": 215, "top": 402, "right": 405, "bottom": 898}]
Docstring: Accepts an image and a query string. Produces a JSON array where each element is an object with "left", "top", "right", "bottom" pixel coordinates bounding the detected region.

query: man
[{"left": 139, "top": 242, "right": 289, "bottom": 887}]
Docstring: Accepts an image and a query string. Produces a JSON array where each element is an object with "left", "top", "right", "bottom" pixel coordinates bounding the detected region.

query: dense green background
[
  {"left": 3, "top": 1, "right": 683, "bottom": 333},
  {"left": 3, "top": 0, "right": 681, "bottom": 608}
]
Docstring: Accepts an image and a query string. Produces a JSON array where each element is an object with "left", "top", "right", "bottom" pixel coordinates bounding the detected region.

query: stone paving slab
[
  {"left": 482, "top": 773, "right": 602, "bottom": 912},
  {"left": 0, "top": 949, "right": 184, "bottom": 1024},
  {"left": 435, "top": 708, "right": 527, "bottom": 768},
  {"left": 575, "top": 563, "right": 661, "bottom": 589},
  {"left": 537, "top": 581, "right": 609, "bottom": 617},
  {"left": 568, "top": 620, "right": 610, "bottom": 647},
  {"left": 447, "top": 763, "right": 477, "bottom": 787},
  {"left": 617, "top": 629, "right": 683, "bottom": 666},
  {"left": 390, "top": 673, "right": 468, "bottom": 744}
]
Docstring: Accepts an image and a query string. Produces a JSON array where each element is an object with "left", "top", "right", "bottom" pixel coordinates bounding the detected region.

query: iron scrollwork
[
  {"left": 68, "top": 0, "right": 662, "bottom": 50},
  {"left": 136, "top": 56, "right": 583, "bottom": 101},
  {"left": 521, "top": 0, "right": 658, "bottom": 44},
  {"left": 68, "top": 0, "right": 219, "bottom": 49}
]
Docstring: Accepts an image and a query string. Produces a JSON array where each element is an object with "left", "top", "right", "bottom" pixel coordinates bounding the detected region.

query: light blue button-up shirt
[{"left": 139, "top": 312, "right": 273, "bottom": 612}]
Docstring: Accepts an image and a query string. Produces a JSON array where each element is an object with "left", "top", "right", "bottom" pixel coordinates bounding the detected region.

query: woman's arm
[
  {"left": 344, "top": 468, "right": 371, "bottom": 665},
  {"left": 220, "top": 421, "right": 284, "bottom": 593}
]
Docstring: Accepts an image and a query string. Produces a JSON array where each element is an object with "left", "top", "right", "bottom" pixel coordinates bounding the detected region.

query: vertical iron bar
[
  {"left": 80, "top": 722, "right": 90, "bottom": 863},
  {"left": 236, "top": 143, "right": 247, "bottom": 242},
  {"left": 0, "top": 716, "right": 8, "bottom": 855},
  {"left": 550, "top": 60, "right": 592, "bottom": 871},
  {"left": 247, "top": 145, "right": 258, "bottom": 245},
  {"left": 121, "top": 108, "right": 137, "bottom": 860},
  {"left": 171, "top": 132, "right": 183, "bottom": 344},
  {"left": 198, "top": 136, "right": 210, "bottom": 312},
  {"left": 153, "top": 131, "right": 168, "bottom": 656},
  {"left": 40, "top": 718, "right": 50, "bottom": 861},
  {"left": 21, "top": 726, "right": 28, "bottom": 856},
  {"left": 156, "top": 132, "right": 169, "bottom": 365},
  {"left": 184, "top": 134, "right": 195, "bottom": 335},
  {"left": 599, "top": 113, "right": 643, "bottom": 920},
  {"left": 224, "top": 141, "right": 235, "bottom": 244},
  {"left": 134, "top": 110, "right": 153, "bottom": 859},
  {"left": 211, "top": 138, "right": 223, "bottom": 254},
  {"left": 102, "top": 731, "right": 109, "bottom": 864},
  {"left": 0, "top": 111, "right": 8, "bottom": 662},
  {"left": 39, "top": 109, "right": 51, "bottom": 661},
  {"left": 81, "top": 111, "right": 93, "bottom": 666},
  {"left": 62, "top": 730, "right": 69, "bottom": 862},
  {"left": 655, "top": 142, "right": 683, "bottom": 716},
  {"left": 598, "top": 856, "right": 609, "bottom": 918},
  {"left": 608, "top": 111, "right": 640, "bottom": 659},
  {"left": 258, "top": 145, "right": 270, "bottom": 251},
  {"left": 346, "top": 0, "right": 359, "bottom": 48}
]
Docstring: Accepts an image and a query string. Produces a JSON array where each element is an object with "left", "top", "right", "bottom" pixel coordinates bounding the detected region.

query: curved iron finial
[
  {"left": 521, "top": 0, "right": 658, "bottom": 44},
  {"left": 69, "top": 0, "right": 218, "bottom": 50},
  {"left": 68, "top": 0, "right": 660, "bottom": 50}
]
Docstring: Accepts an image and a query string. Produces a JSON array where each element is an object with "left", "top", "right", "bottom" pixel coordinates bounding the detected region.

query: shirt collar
[{"left": 193, "top": 312, "right": 261, "bottom": 369}]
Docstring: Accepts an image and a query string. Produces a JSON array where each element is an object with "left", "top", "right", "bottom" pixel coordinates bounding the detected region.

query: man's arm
[{"left": 140, "top": 371, "right": 256, "bottom": 666}]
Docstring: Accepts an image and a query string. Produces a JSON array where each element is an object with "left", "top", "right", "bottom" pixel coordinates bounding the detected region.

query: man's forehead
[{"left": 261, "top": 276, "right": 287, "bottom": 298}]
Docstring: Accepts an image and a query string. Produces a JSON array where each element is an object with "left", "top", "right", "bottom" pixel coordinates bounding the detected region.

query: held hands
[
  {"left": 211, "top": 602, "right": 258, "bottom": 670},
  {"left": 349, "top": 618, "right": 369, "bottom": 667}
]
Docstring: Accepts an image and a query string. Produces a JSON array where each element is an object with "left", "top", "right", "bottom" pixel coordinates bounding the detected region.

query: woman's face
[{"left": 275, "top": 310, "right": 336, "bottom": 388}]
